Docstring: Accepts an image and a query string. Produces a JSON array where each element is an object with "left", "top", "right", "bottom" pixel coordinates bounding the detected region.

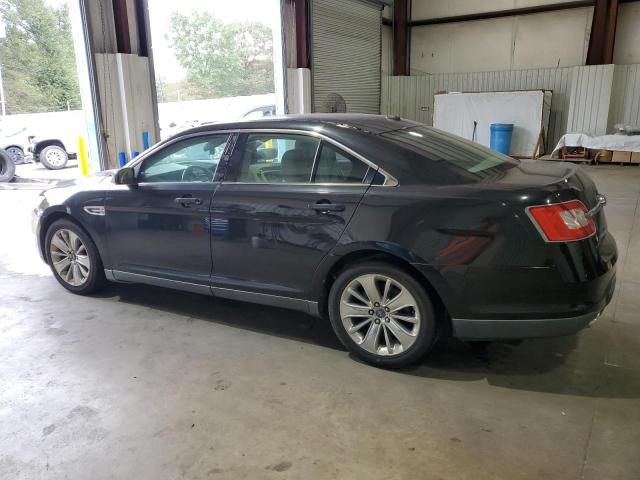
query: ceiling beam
[{"left": 411, "top": 1, "right": 595, "bottom": 26}]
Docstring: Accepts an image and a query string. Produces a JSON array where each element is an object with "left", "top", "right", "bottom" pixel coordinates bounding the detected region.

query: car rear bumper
[{"left": 450, "top": 271, "right": 616, "bottom": 340}]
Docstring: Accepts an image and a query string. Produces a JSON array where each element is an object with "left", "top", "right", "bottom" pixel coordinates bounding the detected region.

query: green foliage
[
  {"left": 0, "top": 0, "right": 81, "bottom": 113},
  {"left": 156, "top": 77, "right": 213, "bottom": 104},
  {"left": 168, "top": 11, "right": 274, "bottom": 100}
]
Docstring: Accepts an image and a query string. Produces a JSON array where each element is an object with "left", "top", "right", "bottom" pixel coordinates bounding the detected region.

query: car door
[
  {"left": 209, "top": 130, "right": 376, "bottom": 300},
  {"left": 105, "top": 132, "right": 231, "bottom": 290}
]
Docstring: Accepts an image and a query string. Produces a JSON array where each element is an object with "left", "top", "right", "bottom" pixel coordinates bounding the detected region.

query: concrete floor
[{"left": 1, "top": 165, "right": 639, "bottom": 479}]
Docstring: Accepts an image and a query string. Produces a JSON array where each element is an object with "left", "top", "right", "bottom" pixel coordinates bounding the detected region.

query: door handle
[
  {"left": 174, "top": 196, "right": 202, "bottom": 207},
  {"left": 308, "top": 202, "right": 345, "bottom": 214}
]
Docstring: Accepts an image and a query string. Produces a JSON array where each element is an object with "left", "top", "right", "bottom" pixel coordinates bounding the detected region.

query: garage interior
[{"left": 1, "top": 0, "right": 640, "bottom": 479}]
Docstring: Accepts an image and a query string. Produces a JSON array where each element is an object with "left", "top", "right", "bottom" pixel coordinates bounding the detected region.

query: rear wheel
[
  {"left": 45, "top": 219, "right": 105, "bottom": 294},
  {"left": 4, "top": 146, "right": 24, "bottom": 164},
  {"left": 40, "top": 145, "right": 68, "bottom": 170},
  {"left": 328, "top": 261, "right": 437, "bottom": 368}
]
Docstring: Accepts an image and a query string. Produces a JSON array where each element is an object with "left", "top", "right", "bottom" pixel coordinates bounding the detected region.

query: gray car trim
[
  {"left": 109, "top": 270, "right": 213, "bottom": 295},
  {"left": 104, "top": 269, "right": 319, "bottom": 315},
  {"left": 451, "top": 311, "right": 601, "bottom": 340},
  {"left": 211, "top": 286, "right": 317, "bottom": 315}
]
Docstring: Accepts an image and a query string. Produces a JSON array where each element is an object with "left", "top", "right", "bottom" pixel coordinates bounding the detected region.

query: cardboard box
[
  {"left": 595, "top": 150, "right": 612, "bottom": 162},
  {"left": 631, "top": 152, "right": 640, "bottom": 164},
  {"left": 612, "top": 151, "right": 632, "bottom": 163}
]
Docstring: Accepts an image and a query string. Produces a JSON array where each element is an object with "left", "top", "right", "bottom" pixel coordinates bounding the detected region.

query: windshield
[{"left": 382, "top": 126, "right": 519, "bottom": 184}]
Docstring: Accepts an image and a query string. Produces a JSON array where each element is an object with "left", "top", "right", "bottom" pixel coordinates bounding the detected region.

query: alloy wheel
[
  {"left": 49, "top": 229, "right": 91, "bottom": 286},
  {"left": 339, "top": 274, "right": 421, "bottom": 356}
]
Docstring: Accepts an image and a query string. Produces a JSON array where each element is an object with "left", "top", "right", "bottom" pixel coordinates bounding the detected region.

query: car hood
[{"left": 41, "top": 171, "right": 113, "bottom": 206}]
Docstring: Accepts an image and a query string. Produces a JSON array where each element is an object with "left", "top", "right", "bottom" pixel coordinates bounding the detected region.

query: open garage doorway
[
  {"left": 147, "top": 0, "right": 284, "bottom": 139},
  {"left": 0, "top": 0, "right": 96, "bottom": 181}
]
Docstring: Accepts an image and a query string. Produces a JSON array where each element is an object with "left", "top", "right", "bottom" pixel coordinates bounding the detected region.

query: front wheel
[
  {"left": 328, "top": 261, "right": 437, "bottom": 369},
  {"left": 45, "top": 219, "right": 105, "bottom": 294},
  {"left": 40, "top": 145, "right": 68, "bottom": 170}
]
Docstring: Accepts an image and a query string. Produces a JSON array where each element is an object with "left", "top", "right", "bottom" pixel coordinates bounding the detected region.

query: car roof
[{"left": 194, "top": 114, "right": 420, "bottom": 136}]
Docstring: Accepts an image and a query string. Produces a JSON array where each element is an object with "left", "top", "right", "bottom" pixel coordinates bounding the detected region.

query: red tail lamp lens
[{"left": 528, "top": 200, "right": 595, "bottom": 242}]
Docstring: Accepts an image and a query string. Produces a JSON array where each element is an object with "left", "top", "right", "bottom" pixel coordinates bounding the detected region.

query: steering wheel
[{"left": 181, "top": 165, "right": 212, "bottom": 182}]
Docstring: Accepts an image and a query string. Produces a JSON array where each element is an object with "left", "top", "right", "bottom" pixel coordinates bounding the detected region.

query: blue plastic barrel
[{"left": 490, "top": 123, "right": 514, "bottom": 155}]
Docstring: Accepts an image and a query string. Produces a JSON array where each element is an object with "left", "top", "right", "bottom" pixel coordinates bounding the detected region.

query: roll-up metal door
[{"left": 311, "top": 0, "right": 382, "bottom": 114}]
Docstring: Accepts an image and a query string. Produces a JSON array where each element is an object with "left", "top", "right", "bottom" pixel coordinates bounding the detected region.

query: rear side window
[
  {"left": 236, "top": 133, "right": 319, "bottom": 183},
  {"left": 314, "top": 143, "right": 369, "bottom": 184},
  {"left": 382, "top": 127, "right": 519, "bottom": 184}
]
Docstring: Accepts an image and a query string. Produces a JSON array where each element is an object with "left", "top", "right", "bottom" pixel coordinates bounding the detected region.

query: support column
[
  {"left": 284, "top": 0, "right": 311, "bottom": 113},
  {"left": 72, "top": 0, "right": 159, "bottom": 170},
  {"left": 294, "top": 0, "right": 309, "bottom": 69},
  {"left": 392, "top": 0, "right": 410, "bottom": 76},
  {"left": 586, "top": 0, "right": 619, "bottom": 65}
]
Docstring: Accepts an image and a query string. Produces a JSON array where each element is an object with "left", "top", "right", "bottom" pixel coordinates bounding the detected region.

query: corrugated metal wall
[
  {"left": 566, "top": 65, "right": 614, "bottom": 136},
  {"left": 381, "top": 65, "right": 628, "bottom": 151},
  {"left": 609, "top": 64, "right": 640, "bottom": 130}
]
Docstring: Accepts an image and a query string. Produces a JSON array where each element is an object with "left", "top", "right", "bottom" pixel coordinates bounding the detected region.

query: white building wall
[
  {"left": 386, "top": 0, "right": 640, "bottom": 75},
  {"left": 410, "top": 7, "right": 593, "bottom": 74},
  {"left": 614, "top": 2, "right": 640, "bottom": 65}
]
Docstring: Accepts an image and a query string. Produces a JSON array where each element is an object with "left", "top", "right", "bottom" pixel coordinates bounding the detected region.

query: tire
[
  {"left": 40, "top": 145, "right": 68, "bottom": 170},
  {"left": 4, "top": 146, "right": 24, "bottom": 165},
  {"left": 0, "top": 149, "right": 16, "bottom": 182},
  {"left": 328, "top": 261, "right": 437, "bottom": 369},
  {"left": 45, "top": 219, "right": 106, "bottom": 295}
]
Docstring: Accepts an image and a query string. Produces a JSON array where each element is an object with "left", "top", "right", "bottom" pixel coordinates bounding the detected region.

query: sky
[{"left": 148, "top": 0, "right": 279, "bottom": 82}]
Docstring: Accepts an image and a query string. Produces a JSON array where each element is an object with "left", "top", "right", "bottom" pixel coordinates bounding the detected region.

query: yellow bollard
[{"left": 77, "top": 137, "right": 90, "bottom": 177}]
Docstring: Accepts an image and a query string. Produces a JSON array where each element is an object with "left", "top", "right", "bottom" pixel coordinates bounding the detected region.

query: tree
[
  {"left": 0, "top": 0, "right": 80, "bottom": 114},
  {"left": 168, "top": 11, "right": 274, "bottom": 99}
]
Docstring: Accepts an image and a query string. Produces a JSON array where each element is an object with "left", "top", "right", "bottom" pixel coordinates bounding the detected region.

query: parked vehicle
[
  {"left": 0, "top": 148, "right": 16, "bottom": 182},
  {"left": 0, "top": 126, "right": 28, "bottom": 165},
  {"left": 241, "top": 104, "right": 276, "bottom": 119},
  {"left": 32, "top": 114, "right": 617, "bottom": 368},
  {"left": 28, "top": 135, "right": 76, "bottom": 170}
]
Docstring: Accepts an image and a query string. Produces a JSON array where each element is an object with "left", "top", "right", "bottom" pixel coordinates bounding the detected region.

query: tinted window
[
  {"left": 314, "top": 143, "right": 369, "bottom": 184},
  {"left": 236, "top": 133, "right": 319, "bottom": 183},
  {"left": 382, "top": 127, "right": 518, "bottom": 184},
  {"left": 138, "top": 134, "right": 229, "bottom": 183}
]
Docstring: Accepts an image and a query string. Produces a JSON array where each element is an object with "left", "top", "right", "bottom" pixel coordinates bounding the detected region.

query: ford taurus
[{"left": 33, "top": 115, "right": 617, "bottom": 368}]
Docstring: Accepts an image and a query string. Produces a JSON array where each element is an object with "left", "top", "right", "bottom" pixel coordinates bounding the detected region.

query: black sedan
[{"left": 32, "top": 115, "right": 617, "bottom": 368}]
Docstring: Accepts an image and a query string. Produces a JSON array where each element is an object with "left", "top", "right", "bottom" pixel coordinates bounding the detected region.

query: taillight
[{"left": 527, "top": 200, "right": 596, "bottom": 242}]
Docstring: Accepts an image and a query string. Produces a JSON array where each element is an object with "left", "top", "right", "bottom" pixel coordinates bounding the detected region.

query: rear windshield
[{"left": 381, "top": 126, "right": 519, "bottom": 184}]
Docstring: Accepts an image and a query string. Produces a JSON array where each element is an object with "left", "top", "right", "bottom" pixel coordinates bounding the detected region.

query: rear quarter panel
[{"left": 315, "top": 183, "right": 616, "bottom": 320}]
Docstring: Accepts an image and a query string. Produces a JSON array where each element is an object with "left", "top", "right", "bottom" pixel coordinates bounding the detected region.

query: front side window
[
  {"left": 138, "top": 134, "right": 229, "bottom": 183},
  {"left": 236, "top": 133, "right": 319, "bottom": 183},
  {"left": 314, "top": 143, "right": 369, "bottom": 184}
]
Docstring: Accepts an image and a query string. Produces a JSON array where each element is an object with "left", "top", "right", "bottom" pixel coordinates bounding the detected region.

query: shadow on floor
[{"left": 98, "top": 282, "right": 640, "bottom": 400}]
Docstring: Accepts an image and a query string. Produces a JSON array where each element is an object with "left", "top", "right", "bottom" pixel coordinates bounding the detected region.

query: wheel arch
[
  {"left": 317, "top": 247, "right": 453, "bottom": 336},
  {"left": 33, "top": 139, "right": 66, "bottom": 156},
  {"left": 39, "top": 211, "right": 98, "bottom": 264},
  {"left": 4, "top": 144, "right": 24, "bottom": 152}
]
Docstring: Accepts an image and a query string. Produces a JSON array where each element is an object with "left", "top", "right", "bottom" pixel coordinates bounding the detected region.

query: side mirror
[{"left": 114, "top": 167, "right": 137, "bottom": 185}]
